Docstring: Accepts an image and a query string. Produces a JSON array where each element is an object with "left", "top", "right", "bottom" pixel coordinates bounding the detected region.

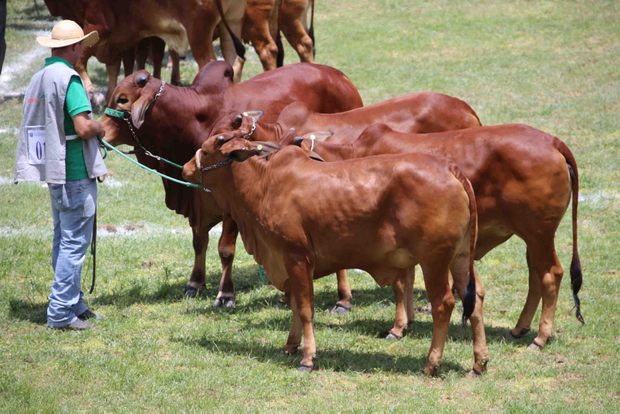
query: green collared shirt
[{"left": 44, "top": 56, "right": 91, "bottom": 181}]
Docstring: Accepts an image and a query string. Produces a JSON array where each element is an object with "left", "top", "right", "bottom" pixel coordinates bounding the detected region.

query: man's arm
[{"left": 72, "top": 112, "right": 105, "bottom": 139}]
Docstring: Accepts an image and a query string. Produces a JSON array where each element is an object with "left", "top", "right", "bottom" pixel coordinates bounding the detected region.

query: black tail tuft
[
  {"left": 570, "top": 255, "right": 585, "bottom": 325},
  {"left": 462, "top": 272, "right": 476, "bottom": 325},
  {"left": 276, "top": 32, "right": 285, "bottom": 67}
]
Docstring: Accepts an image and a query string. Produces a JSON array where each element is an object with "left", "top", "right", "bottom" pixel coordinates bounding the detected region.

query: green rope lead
[
  {"left": 97, "top": 137, "right": 204, "bottom": 190},
  {"left": 258, "top": 265, "right": 268, "bottom": 285}
]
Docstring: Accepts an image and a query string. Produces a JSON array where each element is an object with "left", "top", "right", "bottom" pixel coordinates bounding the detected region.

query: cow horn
[
  {"left": 232, "top": 114, "right": 243, "bottom": 129},
  {"left": 241, "top": 110, "right": 263, "bottom": 121}
]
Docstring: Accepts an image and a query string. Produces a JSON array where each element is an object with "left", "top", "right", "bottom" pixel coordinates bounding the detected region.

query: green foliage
[{"left": 1, "top": 0, "right": 618, "bottom": 412}]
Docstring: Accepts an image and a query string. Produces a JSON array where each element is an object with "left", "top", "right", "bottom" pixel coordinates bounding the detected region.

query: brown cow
[
  {"left": 286, "top": 122, "right": 583, "bottom": 350},
  {"left": 181, "top": 133, "right": 488, "bottom": 375},
  {"left": 226, "top": 92, "right": 481, "bottom": 314},
  {"left": 44, "top": 0, "right": 245, "bottom": 97},
  {"left": 102, "top": 61, "right": 363, "bottom": 307}
]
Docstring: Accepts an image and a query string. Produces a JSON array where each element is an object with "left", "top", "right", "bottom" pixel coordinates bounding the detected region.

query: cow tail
[
  {"left": 450, "top": 164, "right": 478, "bottom": 324},
  {"left": 309, "top": 0, "right": 316, "bottom": 58},
  {"left": 215, "top": 0, "right": 246, "bottom": 60},
  {"left": 553, "top": 137, "right": 585, "bottom": 325}
]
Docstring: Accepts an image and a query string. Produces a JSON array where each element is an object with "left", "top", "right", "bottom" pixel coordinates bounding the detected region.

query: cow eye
[{"left": 116, "top": 96, "right": 129, "bottom": 105}]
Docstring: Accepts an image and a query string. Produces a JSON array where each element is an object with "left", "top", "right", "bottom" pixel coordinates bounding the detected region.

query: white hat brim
[{"left": 36, "top": 30, "right": 99, "bottom": 49}]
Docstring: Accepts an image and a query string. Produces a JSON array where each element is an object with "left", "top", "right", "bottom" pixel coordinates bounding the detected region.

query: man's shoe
[
  {"left": 77, "top": 309, "right": 105, "bottom": 321},
  {"left": 49, "top": 318, "right": 94, "bottom": 330}
]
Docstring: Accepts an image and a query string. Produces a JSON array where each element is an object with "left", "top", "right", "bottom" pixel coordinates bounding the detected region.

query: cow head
[
  {"left": 182, "top": 133, "right": 279, "bottom": 187},
  {"left": 102, "top": 70, "right": 163, "bottom": 146}
]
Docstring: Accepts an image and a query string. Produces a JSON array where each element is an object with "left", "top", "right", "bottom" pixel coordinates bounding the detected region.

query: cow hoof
[
  {"left": 466, "top": 369, "right": 482, "bottom": 378},
  {"left": 383, "top": 330, "right": 403, "bottom": 340},
  {"left": 298, "top": 364, "right": 313, "bottom": 373},
  {"left": 423, "top": 365, "right": 439, "bottom": 376},
  {"left": 183, "top": 285, "right": 201, "bottom": 298},
  {"left": 213, "top": 296, "right": 235, "bottom": 308},
  {"left": 330, "top": 303, "right": 351, "bottom": 315},
  {"left": 284, "top": 345, "right": 299, "bottom": 355},
  {"left": 509, "top": 327, "right": 530, "bottom": 339}
]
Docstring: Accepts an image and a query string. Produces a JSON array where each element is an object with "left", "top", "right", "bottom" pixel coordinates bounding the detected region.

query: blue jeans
[{"left": 47, "top": 179, "right": 97, "bottom": 328}]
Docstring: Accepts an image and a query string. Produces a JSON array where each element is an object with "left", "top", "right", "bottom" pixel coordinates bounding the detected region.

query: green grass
[{"left": 1, "top": 0, "right": 619, "bottom": 412}]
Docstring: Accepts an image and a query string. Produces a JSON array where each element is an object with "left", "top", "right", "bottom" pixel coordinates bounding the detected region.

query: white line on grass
[
  {"left": 0, "top": 33, "right": 48, "bottom": 95},
  {"left": 0, "top": 222, "right": 223, "bottom": 238}
]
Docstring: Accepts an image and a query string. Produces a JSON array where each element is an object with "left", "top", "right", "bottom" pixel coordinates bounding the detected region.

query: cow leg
[
  {"left": 279, "top": 2, "right": 314, "bottom": 63},
  {"left": 188, "top": 20, "right": 217, "bottom": 69},
  {"left": 516, "top": 239, "right": 564, "bottom": 350},
  {"left": 510, "top": 249, "right": 541, "bottom": 338},
  {"left": 385, "top": 269, "right": 414, "bottom": 339},
  {"left": 420, "top": 262, "right": 454, "bottom": 376},
  {"left": 105, "top": 61, "right": 121, "bottom": 103},
  {"left": 150, "top": 38, "right": 166, "bottom": 79},
  {"left": 283, "top": 254, "right": 316, "bottom": 371},
  {"left": 121, "top": 48, "right": 135, "bottom": 77},
  {"left": 184, "top": 221, "right": 212, "bottom": 297},
  {"left": 450, "top": 248, "right": 489, "bottom": 375},
  {"left": 219, "top": 21, "right": 245, "bottom": 83},
  {"left": 135, "top": 38, "right": 149, "bottom": 71},
  {"left": 213, "top": 216, "right": 238, "bottom": 308},
  {"left": 331, "top": 269, "right": 352, "bottom": 314},
  {"left": 169, "top": 50, "right": 181, "bottom": 86}
]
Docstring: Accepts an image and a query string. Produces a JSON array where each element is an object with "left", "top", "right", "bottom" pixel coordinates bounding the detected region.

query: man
[{"left": 14, "top": 20, "right": 107, "bottom": 330}]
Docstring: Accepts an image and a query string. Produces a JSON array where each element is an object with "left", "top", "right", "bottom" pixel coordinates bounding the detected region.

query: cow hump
[{"left": 191, "top": 61, "right": 234, "bottom": 95}]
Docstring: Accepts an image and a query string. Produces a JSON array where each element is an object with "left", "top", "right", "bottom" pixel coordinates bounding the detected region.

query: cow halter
[{"left": 103, "top": 81, "right": 183, "bottom": 169}]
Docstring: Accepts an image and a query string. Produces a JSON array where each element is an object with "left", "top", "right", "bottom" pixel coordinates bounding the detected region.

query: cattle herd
[{"left": 46, "top": 1, "right": 584, "bottom": 375}]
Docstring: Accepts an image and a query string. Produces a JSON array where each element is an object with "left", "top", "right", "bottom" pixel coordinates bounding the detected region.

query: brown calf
[{"left": 182, "top": 134, "right": 487, "bottom": 375}]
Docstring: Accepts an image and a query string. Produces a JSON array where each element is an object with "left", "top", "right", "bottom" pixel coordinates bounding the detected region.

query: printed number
[{"left": 35, "top": 141, "right": 45, "bottom": 161}]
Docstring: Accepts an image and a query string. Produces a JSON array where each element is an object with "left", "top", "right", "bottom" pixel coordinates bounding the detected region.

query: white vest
[{"left": 14, "top": 61, "right": 107, "bottom": 184}]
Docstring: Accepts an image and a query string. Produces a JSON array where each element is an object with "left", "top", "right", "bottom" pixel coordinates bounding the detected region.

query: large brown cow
[
  {"left": 282, "top": 122, "right": 583, "bottom": 350},
  {"left": 44, "top": 0, "right": 245, "bottom": 96},
  {"left": 225, "top": 92, "right": 481, "bottom": 314},
  {"left": 102, "top": 61, "right": 363, "bottom": 307},
  {"left": 181, "top": 133, "right": 488, "bottom": 375}
]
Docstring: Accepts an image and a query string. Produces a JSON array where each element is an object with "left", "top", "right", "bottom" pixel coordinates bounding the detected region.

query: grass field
[{"left": 1, "top": 0, "right": 619, "bottom": 412}]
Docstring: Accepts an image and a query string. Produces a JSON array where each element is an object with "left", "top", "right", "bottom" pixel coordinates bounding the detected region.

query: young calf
[{"left": 182, "top": 133, "right": 488, "bottom": 375}]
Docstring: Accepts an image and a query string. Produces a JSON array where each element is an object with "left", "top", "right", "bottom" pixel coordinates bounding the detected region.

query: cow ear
[
  {"left": 130, "top": 95, "right": 151, "bottom": 129},
  {"left": 222, "top": 140, "right": 279, "bottom": 162},
  {"left": 241, "top": 110, "right": 263, "bottom": 122}
]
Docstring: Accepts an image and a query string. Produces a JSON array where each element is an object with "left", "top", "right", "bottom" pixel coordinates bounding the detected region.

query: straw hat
[{"left": 36, "top": 20, "right": 99, "bottom": 49}]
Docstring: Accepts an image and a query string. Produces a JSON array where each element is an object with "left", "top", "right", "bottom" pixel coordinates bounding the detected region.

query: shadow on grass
[
  {"left": 8, "top": 298, "right": 47, "bottom": 324},
  {"left": 175, "top": 335, "right": 466, "bottom": 375}
]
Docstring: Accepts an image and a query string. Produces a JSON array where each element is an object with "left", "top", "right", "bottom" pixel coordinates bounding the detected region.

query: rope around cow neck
[{"left": 97, "top": 137, "right": 206, "bottom": 190}]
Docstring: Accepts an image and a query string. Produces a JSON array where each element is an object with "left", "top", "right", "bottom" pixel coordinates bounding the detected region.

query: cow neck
[
  {"left": 309, "top": 140, "right": 356, "bottom": 162},
  {"left": 144, "top": 85, "right": 222, "bottom": 161},
  {"left": 210, "top": 156, "right": 279, "bottom": 270}
]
